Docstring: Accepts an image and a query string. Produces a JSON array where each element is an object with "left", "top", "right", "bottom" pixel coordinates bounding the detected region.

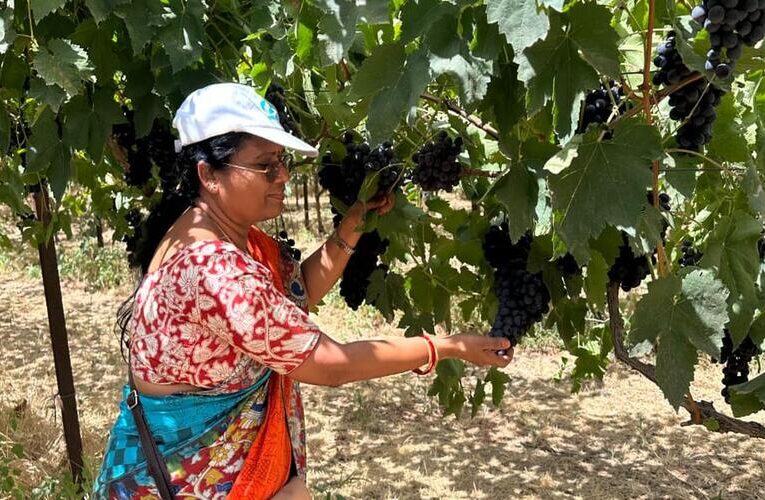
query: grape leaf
[
  {"left": 516, "top": 14, "right": 599, "bottom": 138},
  {"left": 744, "top": 163, "right": 765, "bottom": 223},
  {"left": 357, "top": 0, "right": 390, "bottom": 24},
  {"left": 315, "top": 0, "right": 358, "bottom": 65},
  {"left": 348, "top": 43, "right": 405, "bottom": 99},
  {"left": 29, "top": 77, "right": 67, "bottom": 113},
  {"left": 486, "top": 0, "right": 549, "bottom": 57},
  {"left": 27, "top": 107, "right": 61, "bottom": 173},
  {"left": 0, "top": 7, "right": 16, "bottom": 53},
  {"left": 367, "top": 49, "right": 432, "bottom": 144},
  {"left": 407, "top": 267, "right": 434, "bottom": 314},
  {"left": 728, "top": 372, "right": 765, "bottom": 417},
  {"left": 583, "top": 251, "right": 608, "bottom": 312},
  {"left": 31, "top": 0, "right": 67, "bottom": 21},
  {"left": 158, "top": 0, "right": 206, "bottom": 73},
  {"left": 47, "top": 143, "right": 71, "bottom": 201},
  {"left": 295, "top": 22, "right": 314, "bottom": 63},
  {"left": 707, "top": 94, "right": 750, "bottom": 163},
  {"left": 470, "top": 378, "right": 486, "bottom": 417},
  {"left": 485, "top": 367, "right": 511, "bottom": 407},
  {"left": 700, "top": 211, "right": 761, "bottom": 346},
  {"left": 84, "top": 0, "right": 129, "bottom": 24},
  {"left": 424, "top": 15, "right": 492, "bottom": 106},
  {"left": 70, "top": 18, "right": 119, "bottom": 84},
  {"left": 545, "top": 296, "right": 587, "bottom": 343},
  {"left": 32, "top": 39, "right": 92, "bottom": 97},
  {"left": 471, "top": 5, "right": 502, "bottom": 61},
  {"left": 366, "top": 269, "right": 409, "bottom": 321},
  {"left": 747, "top": 311, "right": 765, "bottom": 351},
  {"left": 1, "top": 53, "right": 28, "bottom": 101},
  {"left": 480, "top": 62, "right": 525, "bottom": 141},
  {"left": 114, "top": 0, "right": 161, "bottom": 54},
  {"left": 629, "top": 270, "right": 729, "bottom": 409},
  {"left": 0, "top": 101, "right": 9, "bottom": 154},
  {"left": 567, "top": 2, "right": 621, "bottom": 78},
  {"left": 399, "top": 0, "right": 457, "bottom": 44},
  {"left": 544, "top": 119, "right": 661, "bottom": 262},
  {"left": 491, "top": 164, "right": 538, "bottom": 242}
]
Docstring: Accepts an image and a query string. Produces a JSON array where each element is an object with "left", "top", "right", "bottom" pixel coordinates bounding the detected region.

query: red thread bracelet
[{"left": 413, "top": 335, "right": 438, "bottom": 375}]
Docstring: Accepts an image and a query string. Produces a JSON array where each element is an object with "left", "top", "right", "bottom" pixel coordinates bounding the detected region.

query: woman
[{"left": 95, "top": 83, "right": 512, "bottom": 499}]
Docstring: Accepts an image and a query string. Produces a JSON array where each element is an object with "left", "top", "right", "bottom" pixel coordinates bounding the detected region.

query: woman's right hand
[
  {"left": 436, "top": 334, "right": 514, "bottom": 368},
  {"left": 272, "top": 476, "right": 312, "bottom": 500}
]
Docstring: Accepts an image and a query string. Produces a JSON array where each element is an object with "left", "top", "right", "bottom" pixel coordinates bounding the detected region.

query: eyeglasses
[{"left": 224, "top": 152, "right": 293, "bottom": 183}]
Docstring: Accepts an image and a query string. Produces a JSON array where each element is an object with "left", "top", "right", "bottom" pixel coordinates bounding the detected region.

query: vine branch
[
  {"left": 420, "top": 93, "right": 500, "bottom": 140},
  {"left": 642, "top": 0, "right": 668, "bottom": 276},
  {"left": 606, "top": 283, "right": 765, "bottom": 438}
]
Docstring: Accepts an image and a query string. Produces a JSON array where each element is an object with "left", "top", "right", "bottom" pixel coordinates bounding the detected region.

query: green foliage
[{"left": 2, "top": 0, "right": 765, "bottom": 421}]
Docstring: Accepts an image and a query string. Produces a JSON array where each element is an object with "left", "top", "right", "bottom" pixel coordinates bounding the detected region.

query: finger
[
  {"left": 489, "top": 337, "right": 511, "bottom": 352},
  {"left": 365, "top": 196, "right": 387, "bottom": 209}
]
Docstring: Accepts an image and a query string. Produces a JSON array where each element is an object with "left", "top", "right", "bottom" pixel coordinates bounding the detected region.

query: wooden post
[
  {"left": 33, "top": 186, "right": 84, "bottom": 487},
  {"left": 95, "top": 216, "right": 104, "bottom": 248}
]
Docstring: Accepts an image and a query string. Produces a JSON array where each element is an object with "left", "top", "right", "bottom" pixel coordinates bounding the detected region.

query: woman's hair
[{"left": 116, "top": 131, "right": 251, "bottom": 359}]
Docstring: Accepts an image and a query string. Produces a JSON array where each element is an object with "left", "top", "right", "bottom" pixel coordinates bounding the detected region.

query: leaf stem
[{"left": 664, "top": 148, "right": 737, "bottom": 172}]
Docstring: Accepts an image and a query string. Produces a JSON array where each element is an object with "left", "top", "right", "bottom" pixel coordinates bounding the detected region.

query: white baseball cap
[{"left": 172, "top": 83, "right": 319, "bottom": 157}]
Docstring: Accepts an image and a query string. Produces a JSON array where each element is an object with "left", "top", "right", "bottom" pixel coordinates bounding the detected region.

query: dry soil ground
[{"left": 1, "top": 260, "right": 765, "bottom": 499}]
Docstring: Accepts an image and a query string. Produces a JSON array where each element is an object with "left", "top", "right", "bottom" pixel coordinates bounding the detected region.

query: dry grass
[{"left": 1, "top": 203, "right": 765, "bottom": 499}]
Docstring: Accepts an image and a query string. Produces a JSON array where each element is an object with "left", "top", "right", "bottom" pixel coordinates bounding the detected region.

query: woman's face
[{"left": 205, "top": 135, "right": 289, "bottom": 223}]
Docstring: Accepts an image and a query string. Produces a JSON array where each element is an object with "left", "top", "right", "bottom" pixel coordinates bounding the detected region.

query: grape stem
[
  {"left": 606, "top": 283, "right": 765, "bottom": 438},
  {"left": 420, "top": 93, "right": 500, "bottom": 140},
  {"left": 462, "top": 168, "right": 501, "bottom": 179}
]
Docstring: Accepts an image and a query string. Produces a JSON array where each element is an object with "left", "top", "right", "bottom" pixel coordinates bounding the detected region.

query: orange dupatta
[{"left": 227, "top": 226, "right": 294, "bottom": 499}]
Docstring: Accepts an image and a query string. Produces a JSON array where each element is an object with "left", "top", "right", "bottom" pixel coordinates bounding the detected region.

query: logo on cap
[{"left": 255, "top": 94, "right": 279, "bottom": 123}]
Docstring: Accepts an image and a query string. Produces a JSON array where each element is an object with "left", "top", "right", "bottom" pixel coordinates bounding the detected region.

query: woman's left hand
[
  {"left": 365, "top": 192, "right": 396, "bottom": 216},
  {"left": 344, "top": 192, "right": 396, "bottom": 227}
]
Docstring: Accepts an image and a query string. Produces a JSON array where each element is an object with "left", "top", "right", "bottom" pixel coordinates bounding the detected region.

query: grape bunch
[
  {"left": 265, "top": 83, "right": 298, "bottom": 135},
  {"left": 758, "top": 236, "right": 765, "bottom": 259},
  {"left": 718, "top": 330, "right": 761, "bottom": 403},
  {"left": 692, "top": 0, "right": 765, "bottom": 78},
  {"left": 608, "top": 232, "right": 654, "bottom": 292},
  {"left": 677, "top": 239, "right": 704, "bottom": 267},
  {"left": 483, "top": 225, "right": 551, "bottom": 347},
  {"left": 577, "top": 81, "right": 628, "bottom": 133},
  {"left": 276, "top": 230, "right": 301, "bottom": 261},
  {"left": 319, "top": 132, "right": 401, "bottom": 207},
  {"left": 112, "top": 117, "right": 176, "bottom": 188},
  {"left": 411, "top": 131, "right": 464, "bottom": 192},
  {"left": 653, "top": 32, "right": 724, "bottom": 151},
  {"left": 339, "top": 232, "right": 390, "bottom": 310},
  {"left": 122, "top": 208, "right": 143, "bottom": 268},
  {"left": 647, "top": 191, "right": 671, "bottom": 211},
  {"left": 481, "top": 222, "right": 531, "bottom": 269},
  {"left": 555, "top": 253, "right": 580, "bottom": 278},
  {"left": 318, "top": 132, "right": 401, "bottom": 309}
]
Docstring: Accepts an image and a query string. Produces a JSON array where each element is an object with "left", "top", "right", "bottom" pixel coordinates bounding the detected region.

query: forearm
[
  {"left": 300, "top": 216, "right": 362, "bottom": 307},
  {"left": 292, "top": 334, "right": 459, "bottom": 387}
]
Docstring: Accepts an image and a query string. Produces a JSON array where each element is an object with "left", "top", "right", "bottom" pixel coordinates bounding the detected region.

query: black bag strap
[{"left": 127, "top": 359, "right": 175, "bottom": 499}]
